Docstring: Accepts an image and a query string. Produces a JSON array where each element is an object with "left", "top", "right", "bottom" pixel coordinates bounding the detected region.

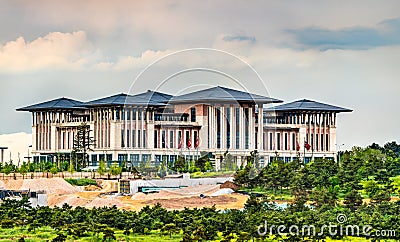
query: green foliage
[
  {"left": 64, "top": 178, "right": 97, "bottom": 186},
  {"left": 109, "top": 162, "right": 122, "bottom": 176},
  {"left": 98, "top": 160, "right": 107, "bottom": 175}
]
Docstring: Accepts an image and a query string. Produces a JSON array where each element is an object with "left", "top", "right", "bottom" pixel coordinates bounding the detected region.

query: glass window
[
  {"left": 191, "top": 107, "right": 196, "bottom": 122},
  {"left": 154, "top": 130, "right": 158, "bottom": 148},
  {"left": 169, "top": 130, "right": 174, "bottom": 148}
]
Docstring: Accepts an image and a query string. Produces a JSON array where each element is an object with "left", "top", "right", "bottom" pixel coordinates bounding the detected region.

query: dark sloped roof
[
  {"left": 270, "top": 99, "right": 352, "bottom": 112},
  {"left": 169, "top": 86, "right": 282, "bottom": 104},
  {"left": 16, "top": 98, "right": 84, "bottom": 111},
  {"left": 81, "top": 90, "right": 172, "bottom": 107}
]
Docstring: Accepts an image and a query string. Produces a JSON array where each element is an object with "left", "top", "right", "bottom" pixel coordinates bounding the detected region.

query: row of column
[
  {"left": 208, "top": 105, "right": 254, "bottom": 150},
  {"left": 283, "top": 112, "right": 336, "bottom": 126}
]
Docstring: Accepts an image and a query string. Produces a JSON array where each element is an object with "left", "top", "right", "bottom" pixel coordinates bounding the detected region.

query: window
[
  {"left": 118, "top": 154, "right": 128, "bottom": 162},
  {"left": 106, "top": 154, "right": 113, "bottom": 162},
  {"left": 138, "top": 130, "right": 141, "bottom": 148},
  {"left": 191, "top": 107, "right": 196, "bottom": 122},
  {"left": 284, "top": 133, "right": 288, "bottom": 150},
  {"left": 326, "top": 134, "right": 329, "bottom": 151},
  {"left": 130, "top": 154, "right": 140, "bottom": 167},
  {"left": 143, "top": 130, "right": 146, "bottom": 148},
  {"left": 169, "top": 130, "right": 174, "bottom": 148},
  {"left": 292, "top": 133, "right": 296, "bottom": 151},
  {"left": 155, "top": 155, "right": 162, "bottom": 166},
  {"left": 276, "top": 133, "right": 281, "bottom": 150},
  {"left": 316, "top": 134, "right": 319, "bottom": 151},
  {"left": 162, "top": 130, "right": 166, "bottom": 148},
  {"left": 321, "top": 134, "right": 324, "bottom": 151},
  {"left": 127, "top": 130, "right": 130, "bottom": 147},
  {"left": 99, "top": 154, "right": 105, "bottom": 161},
  {"left": 121, "top": 129, "right": 125, "bottom": 148},
  {"left": 269, "top": 133, "right": 273, "bottom": 150},
  {"left": 154, "top": 130, "right": 158, "bottom": 148},
  {"left": 127, "top": 109, "right": 131, "bottom": 120},
  {"left": 142, "top": 154, "right": 150, "bottom": 163},
  {"left": 132, "top": 130, "right": 135, "bottom": 148}
]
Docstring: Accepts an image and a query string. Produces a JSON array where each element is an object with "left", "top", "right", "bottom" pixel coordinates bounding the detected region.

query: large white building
[{"left": 17, "top": 86, "right": 351, "bottom": 168}]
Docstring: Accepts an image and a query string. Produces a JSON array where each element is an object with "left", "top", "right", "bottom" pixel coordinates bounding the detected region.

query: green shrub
[{"left": 64, "top": 178, "right": 97, "bottom": 186}]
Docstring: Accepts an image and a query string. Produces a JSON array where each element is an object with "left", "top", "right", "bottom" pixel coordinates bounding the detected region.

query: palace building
[{"left": 17, "top": 86, "right": 351, "bottom": 168}]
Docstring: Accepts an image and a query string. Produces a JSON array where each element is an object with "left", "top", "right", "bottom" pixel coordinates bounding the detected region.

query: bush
[{"left": 64, "top": 178, "right": 97, "bottom": 186}]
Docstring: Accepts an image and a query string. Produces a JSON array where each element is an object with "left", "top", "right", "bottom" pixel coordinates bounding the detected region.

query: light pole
[
  {"left": 24, "top": 145, "right": 32, "bottom": 163},
  {"left": 336, "top": 143, "right": 345, "bottom": 164}
]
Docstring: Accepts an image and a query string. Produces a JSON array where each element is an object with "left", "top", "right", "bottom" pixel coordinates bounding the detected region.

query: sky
[{"left": 0, "top": 0, "right": 400, "bottom": 161}]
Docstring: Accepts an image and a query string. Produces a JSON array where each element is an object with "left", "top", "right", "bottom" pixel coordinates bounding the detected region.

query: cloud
[
  {"left": 223, "top": 35, "right": 256, "bottom": 43},
  {"left": 0, "top": 31, "right": 95, "bottom": 72},
  {"left": 287, "top": 17, "right": 400, "bottom": 50}
]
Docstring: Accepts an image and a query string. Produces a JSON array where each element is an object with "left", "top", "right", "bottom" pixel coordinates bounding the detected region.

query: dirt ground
[{"left": 2, "top": 178, "right": 248, "bottom": 210}]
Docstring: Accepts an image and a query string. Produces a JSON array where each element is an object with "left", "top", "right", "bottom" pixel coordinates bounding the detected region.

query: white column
[
  {"left": 230, "top": 106, "right": 235, "bottom": 149},
  {"left": 135, "top": 107, "right": 139, "bottom": 148},
  {"left": 220, "top": 106, "right": 226, "bottom": 149},
  {"left": 258, "top": 105, "right": 264, "bottom": 151}
]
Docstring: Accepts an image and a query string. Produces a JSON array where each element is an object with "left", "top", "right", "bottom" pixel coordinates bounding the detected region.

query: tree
[
  {"left": 109, "top": 163, "right": 122, "bottom": 176},
  {"left": 98, "top": 160, "right": 107, "bottom": 175},
  {"left": 72, "top": 123, "right": 95, "bottom": 169},
  {"left": 161, "top": 223, "right": 178, "bottom": 238},
  {"left": 174, "top": 155, "right": 186, "bottom": 173},
  {"left": 19, "top": 162, "right": 29, "bottom": 179}
]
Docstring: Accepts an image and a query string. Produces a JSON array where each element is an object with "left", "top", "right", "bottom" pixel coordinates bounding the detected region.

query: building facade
[{"left": 17, "top": 86, "right": 351, "bottom": 168}]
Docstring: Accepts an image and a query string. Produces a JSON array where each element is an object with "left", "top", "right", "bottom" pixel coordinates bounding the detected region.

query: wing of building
[{"left": 16, "top": 86, "right": 351, "bottom": 168}]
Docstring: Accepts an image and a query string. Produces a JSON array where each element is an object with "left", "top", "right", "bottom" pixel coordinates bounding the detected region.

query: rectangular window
[
  {"left": 130, "top": 154, "right": 140, "bottom": 167},
  {"left": 138, "top": 130, "right": 141, "bottom": 148},
  {"left": 155, "top": 155, "right": 162, "bottom": 166},
  {"left": 143, "top": 130, "right": 146, "bottom": 148},
  {"left": 276, "top": 133, "right": 281, "bottom": 150},
  {"left": 115, "top": 109, "right": 120, "bottom": 120},
  {"left": 127, "top": 130, "right": 130, "bottom": 147},
  {"left": 154, "top": 130, "right": 158, "bottom": 148},
  {"left": 178, "top": 130, "right": 182, "bottom": 146},
  {"left": 162, "top": 130, "right": 166, "bottom": 148},
  {"left": 141, "top": 154, "right": 150, "bottom": 163},
  {"left": 169, "top": 130, "right": 174, "bottom": 148},
  {"left": 284, "top": 133, "right": 288, "bottom": 150},
  {"left": 326, "top": 134, "right": 329, "bottom": 151},
  {"left": 106, "top": 154, "right": 113, "bottom": 162},
  {"left": 118, "top": 154, "right": 128, "bottom": 162},
  {"left": 191, "top": 107, "right": 196, "bottom": 122},
  {"left": 316, "top": 134, "right": 319, "bottom": 151},
  {"left": 121, "top": 109, "right": 125, "bottom": 120},
  {"left": 121, "top": 129, "right": 125, "bottom": 148},
  {"left": 99, "top": 154, "right": 105, "bottom": 162},
  {"left": 292, "top": 133, "right": 296, "bottom": 151},
  {"left": 269, "top": 133, "right": 273, "bottom": 150},
  {"left": 311, "top": 134, "right": 314, "bottom": 151},
  {"left": 126, "top": 109, "right": 130, "bottom": 120},
  {"left": 91, "top": 154, "right": 98, "bottom": 162},
  {"left": 132, "top": 130, "right": 135, "bottom": 148},
  {"left": 138, "top": 110, "right": 142, "bottom": 120},
  {"left": 321, "top": 134, "right": 324, "bottom": 151}
]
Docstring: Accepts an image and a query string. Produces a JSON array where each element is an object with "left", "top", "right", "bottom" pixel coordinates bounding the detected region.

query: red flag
[
  {"left": 304, "top": 141, "right": 311, "bottom": 151},
  {"left": 187, "top": 137, "right": 191, "bottom": 148},
  {"left": 195, "top": 136, "right": 199, "bottom": 148},
  {"left": 296, "top": 141, "right": 300, "bottom": 151},
  {"left": 178, "top": 138, "right": 182, "bottom": 149}
]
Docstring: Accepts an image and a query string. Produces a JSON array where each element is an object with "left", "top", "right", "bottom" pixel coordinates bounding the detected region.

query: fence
[{"left": 0, "top": 172, "right": 138, "bottom": 180}]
